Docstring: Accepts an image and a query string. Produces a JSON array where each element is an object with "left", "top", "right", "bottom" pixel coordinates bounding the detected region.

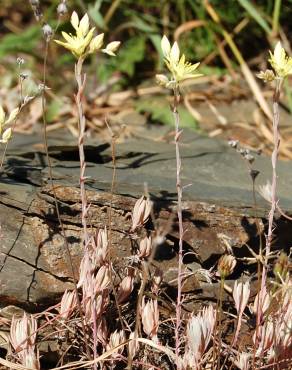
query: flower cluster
[
  {"left": 156, "top": 35, "right": 202, "bottom": 89},
  {"left": 55, "top": 11, "right": 120, "bottom": 58},
  {"left": 257, "top": 41, "right": 292, "bottom": 82},
  {"left": 0, "top": 105, "right": 18, "bottom": 144}
]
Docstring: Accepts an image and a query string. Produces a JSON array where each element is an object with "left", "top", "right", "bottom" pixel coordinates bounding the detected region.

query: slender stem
[
  {"left": 216, "top": 277, "right": 225, "bottom": 369},
  {"left": 75, "top": 57, "right": 89, "bottom": 245},
  {"left": 256, "top": 77, "right": 282, "bottom": 360},
  {"left": 173, "top": 87, "right": 184, "bottom": 366},
  {"left": 41, "top": 42, "right": 91, "bottom": 361}
]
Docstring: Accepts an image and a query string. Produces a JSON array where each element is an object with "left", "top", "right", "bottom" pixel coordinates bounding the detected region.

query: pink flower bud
[
  {"left": 117, "top": 267, "right": 135, "bottom": 303},
  {"left": 141, "top": 297, "right": 159, "bottom": 341},
  {"left": 131, "top": 196, "right": 152, "bottom": 232},
  {"left": 138, "top": 236, "right": 152, "bottom": 258}
]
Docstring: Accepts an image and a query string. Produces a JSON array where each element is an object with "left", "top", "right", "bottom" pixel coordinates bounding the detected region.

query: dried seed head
[
  {"left": 42, "top": 23, "right": 53, "bottom": 42},
  {"left": 228, "top": 139, "right": 239, "bottom": 149},
  {"left": 30, "top": 0, "right": 42, "bottom": 21},
  {"left": 16, "top": 57, "right": 25, "bottom": 66},
  {"left": 20, "top": 73, "right": 28, "bottom": 80},
  {"left": 249, "top": 169, "right": 260, "bottom": 181},
  {"left": 57, "top": 1, "right": 68, "bottom": 17},
  {"left": 217, "top": 254, "right": 236, "bottom": 278},
  {"left": 244, "top": 153, "right": 255, "bottom": 164}
]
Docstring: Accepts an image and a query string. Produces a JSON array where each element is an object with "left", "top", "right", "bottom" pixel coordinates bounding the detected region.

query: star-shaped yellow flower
[
  {"left": 269, "top": 41, "right": 292, "bottom": 78},
  {"left": 54, "top": 12, "right": 120, "bottom": 59},
  {"left": 158, "top": 35, "right": 202, "bottom": 87}
]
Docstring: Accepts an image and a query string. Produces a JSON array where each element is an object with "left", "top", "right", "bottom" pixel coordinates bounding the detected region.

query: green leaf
[
  {"left": 135, "top": 96, "right": 198, "bottom": 129},
  {"left": 0, "top": 26, "right": 41, "bottom": 59},
  {"left": 237, "top": 0, "right": 272, "bottom": 34}
]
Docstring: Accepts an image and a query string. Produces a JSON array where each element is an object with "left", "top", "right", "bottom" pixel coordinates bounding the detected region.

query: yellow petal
[
  {"left": 273, "top": 41, "right": 283, "bottom": 65},
  {"left": 79, "top": 13, "right": 90, "bottom": 37},
  {"left": 161, "top": 35, "right": 171, "bottom": 57},
  {"left": 170, "top": 41, "right": 180, "bottom": 64},
  {"left": 61, "top": 31, "right": 74, "bottom": 43},
  {"left": 71, "top": 11, "right": 79, "bottom": 31}
]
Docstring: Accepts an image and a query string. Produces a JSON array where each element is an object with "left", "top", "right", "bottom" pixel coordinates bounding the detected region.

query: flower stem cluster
[{"left": 257, "top": 41, "right": 292, "bottom": 82}]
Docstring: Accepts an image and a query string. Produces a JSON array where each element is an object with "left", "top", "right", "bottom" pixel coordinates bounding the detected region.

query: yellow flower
[
  {"left": 55, "top": 12, "right": 102, "bottom": 58},
  {"left": 160, "top": 35, "right": 202, "bottom": 85},
  {"left": 269, "top": 41, "right": 292, "bottom": 78}
]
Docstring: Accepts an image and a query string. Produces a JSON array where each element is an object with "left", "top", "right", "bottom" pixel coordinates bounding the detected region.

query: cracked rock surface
[{"left": 1, "top": 127, "right": 292, "bottom": 308}]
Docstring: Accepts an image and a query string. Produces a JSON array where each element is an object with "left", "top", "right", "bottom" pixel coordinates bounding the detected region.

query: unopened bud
[
  {"left": 141, "top": 297, "right": 159, "bottom": 342},
  {"left": 128, "top": 332, "right": 139, "bottom": 359},
  {"left": 131, "top": 195, "right": 152, "bottom": 232},
  {"left": 138, "top": 236, "right": 152, "bottom": 258},
  {"left": 218, "top": 254, "right": 236, "bottom": 278},
  {"left": 156, "top": 74, "right": 169, "bottom": 87},
  {"left": 117, "top": 267, "right": 135, "bottom": 304},
  {"left": 257, "top": 69, "right": 275, "bottom": 83},
  {"left": 274, "top": 252, "right": 289, "bottom": 281}
]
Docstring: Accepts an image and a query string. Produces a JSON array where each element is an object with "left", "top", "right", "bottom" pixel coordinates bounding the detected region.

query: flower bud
[
  {"left": 102, "top": 41, "right": 121, "bottom": 56},
  {"left": 107, "top": 330, "right": 126, "bottom": 357},
  {"left": 138, "top": 236, "right": 152, "bottom": 258},
  {"left": 59, "top": 290, "right": 77, "bottom": 319},
  {"left": 156, "top": 74, "right": 169, "bottom": 87},
  {"left": 128, "top": 332, "right": 139, "bottom": 359},
  {"left": 257, "top": 69, "right": 275, "bottom": 83},
  {"left": 141, "top": 297, "right": 159, "bottom": 341},
  {"left": 274, "top": 252, "right": 289, "bottom": 281},
  {"left": 117, "top": 267, "right": 135, "bottom": 303},
  {"left": 131, "top": 195, "right": 152, "bottom": 232},
  {"left": 217, "top": 254, "right": 236, "bottom": 278}
]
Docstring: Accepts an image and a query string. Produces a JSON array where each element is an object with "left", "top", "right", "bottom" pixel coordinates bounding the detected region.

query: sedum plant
[
  {"left": 54, "top": 11, "right": 120, "bottom": 244},
  {"left": 156, "top": 35, "right": 202, "bottom": 367},
  {"left": 255, "top": 40, "right": 292, "bottom": 363}
]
